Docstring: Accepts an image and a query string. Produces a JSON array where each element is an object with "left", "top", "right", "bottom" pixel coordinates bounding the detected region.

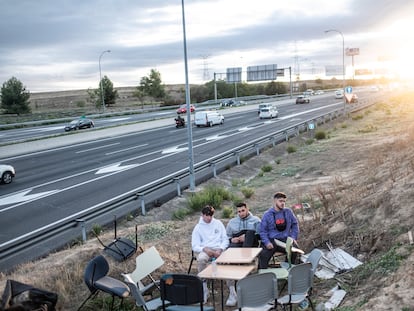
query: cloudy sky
[{"left": 1, "top": 0, "right": 413, "bottom": 92}]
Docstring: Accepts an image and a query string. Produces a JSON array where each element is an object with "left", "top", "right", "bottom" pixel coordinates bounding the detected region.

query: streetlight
[
  {"left": 181, "top": 0, "right": 195, "bottom": 191},
  {"left": 99, "top": 50, "right": 111, "bottom": 113},
  {"left": 325, "top": 29, "right": 346, "bottom": 113}
]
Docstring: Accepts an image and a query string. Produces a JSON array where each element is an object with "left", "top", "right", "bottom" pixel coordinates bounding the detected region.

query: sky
[{"left": 1, "top": 0, "right": 414, "bottom": 93}]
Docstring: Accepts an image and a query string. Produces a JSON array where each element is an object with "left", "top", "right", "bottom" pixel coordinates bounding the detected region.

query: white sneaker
[
  {"left": 203, "top": 282, "right": 209, "bottom": 304},
  {"left": 225, "top": 291, "right": 237, "bottom": 307}
]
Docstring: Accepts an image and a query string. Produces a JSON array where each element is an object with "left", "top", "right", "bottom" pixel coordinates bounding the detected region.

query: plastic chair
[
  {"left": 277, "top": 262, "right": 315, "bottom": 311},
  {"left": 124, "top": 274, "right": 165, "bottom": 311},
  {"left": 280, "top": 248, "right": 323, "bottom": 279},
  {"left": 78, "top": 255, "right": 130, "bottom": 311},
  {"left": 236, "top": 272, "right": 278, "bottom": 310},
  {"left": 122, "top": 246, "right": 164, "bottom": 297},
  {"left": 160, "top": 273, "right": 215, "bottom": 311}
]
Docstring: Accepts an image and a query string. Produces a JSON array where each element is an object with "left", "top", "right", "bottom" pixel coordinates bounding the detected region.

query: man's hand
[
  {"left": 266, "top": 242, "right": 274, "bottom": 250},
  {"left": 231, "top": 237, "right": 240, "bottom": 243}
]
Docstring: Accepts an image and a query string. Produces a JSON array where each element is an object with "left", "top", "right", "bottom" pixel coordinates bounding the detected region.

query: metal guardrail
[{"left": 0, "top": 99, "right": 374, "bottom": 265}]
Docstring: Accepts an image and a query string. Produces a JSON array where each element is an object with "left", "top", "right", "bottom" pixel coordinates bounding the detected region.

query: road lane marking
[
  {"left": 76, "top": 142, "right": 120, "bottom": 153},
  {"left": 105, "top": 144, "right": 148, "bottom": 155}
]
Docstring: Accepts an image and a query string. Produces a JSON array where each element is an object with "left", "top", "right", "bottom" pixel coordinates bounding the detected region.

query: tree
[
  {"left": 137, "top": 69, "right": 166, "bottom": 100},
  {"left": 1, "top": 77, "right": 31, "bottom": 114},
  {"left": 88, "top": 75, "right": 118, "bottom": 110}
]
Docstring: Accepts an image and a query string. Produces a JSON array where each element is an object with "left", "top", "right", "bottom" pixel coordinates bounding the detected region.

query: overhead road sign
[
  {"left": 226, "top": 67, "right": 242, "bottom": 83},
  {"left": 247, "top": 64, "right": 277, "bottom": 81}
]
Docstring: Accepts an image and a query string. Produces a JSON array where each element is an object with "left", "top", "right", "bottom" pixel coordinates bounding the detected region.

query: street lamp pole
[
  {"left": 181, "top": 0, "right": 195, "bottom": 191},
  {"left": 325, "top": 29, "right": 346, "bottom": 114},
  {"left": 99, "top": 50, "right": 111, "bottom": 113}
]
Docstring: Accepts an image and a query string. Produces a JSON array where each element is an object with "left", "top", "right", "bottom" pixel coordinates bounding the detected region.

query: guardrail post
[
  {"left": 211, "top": 162, "right": 217, "bottom": 178},
  {"left": 234, "top": 152, "right": 241, "bottom": 165},
  {"left": 174, "top": 177, "right": 182, "bottom": 197},
  {"left": 284, "top": 131, "right": 289, "bottom": 141},
  {"left": 138, "top": 193, "right": 146, "bottom": 216},
  {"left": 75, "top": 219, "right": 87, "bottom": 242},
  {"left": 254, "top": 144, "right": 260, "bottom": 155},
  {"left": 271, "top": 136, "right": 276, "bottom": 147},
  {"left": 295, "top": 126, "right": 299, "bottom": 136}
]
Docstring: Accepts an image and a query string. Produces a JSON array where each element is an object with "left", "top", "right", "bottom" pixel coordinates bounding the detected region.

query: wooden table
[
  {"left": 198, "top": 264, "right": 256, "bottom": 310},
  {"left": 215, "top": 247, "right": 262, "bottom": 264}
]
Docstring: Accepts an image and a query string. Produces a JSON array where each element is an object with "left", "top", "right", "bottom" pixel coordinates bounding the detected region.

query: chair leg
[
  {"left": 77, "top": 290, "right": 99, "bottom": 311},
  {"left": 308, "top": 297, "right": 315, "bottom": 311},
  {"left": 109, "top": 295, "right": 115, "bottom": 311},
  {"left": 187, "top": 257, "right": 194, "bottom": 274}
]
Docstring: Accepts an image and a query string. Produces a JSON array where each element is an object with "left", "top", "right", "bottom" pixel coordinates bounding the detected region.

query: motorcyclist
[{"left": 175, "top": 115, "right": 185, "bottom": 127}]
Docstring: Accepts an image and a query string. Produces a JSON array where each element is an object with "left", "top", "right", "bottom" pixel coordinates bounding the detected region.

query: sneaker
[
  {"left": 298, "top": 299, "right": 309, "bottom": 310},
  {"left": 225, "top": 292, "right": 237, "bottom": 307}
]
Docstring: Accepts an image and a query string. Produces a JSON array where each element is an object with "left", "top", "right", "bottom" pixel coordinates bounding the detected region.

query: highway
[{"left": 0, "top": 89, "right": 377, "bottom": 270}]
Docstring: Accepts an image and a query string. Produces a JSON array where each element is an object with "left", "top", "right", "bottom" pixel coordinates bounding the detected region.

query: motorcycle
[{"left": 175, "top": 117, "right": 185, "bottom": 128}]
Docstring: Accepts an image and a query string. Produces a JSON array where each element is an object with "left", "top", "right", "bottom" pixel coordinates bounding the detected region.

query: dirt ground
[{"left": 1, "top": 91, "right": 413, "bottom": 310}]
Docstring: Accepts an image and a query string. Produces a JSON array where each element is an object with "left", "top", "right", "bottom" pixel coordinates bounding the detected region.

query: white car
[
  {"left": 0, "top": 164, "right": 15, "bottom": 184},
  {"left": 335, "top": 90, "right": 344, "bottom": 99},
  {"left": 259, "top": 106, "right": 278, "bottom": 119}
]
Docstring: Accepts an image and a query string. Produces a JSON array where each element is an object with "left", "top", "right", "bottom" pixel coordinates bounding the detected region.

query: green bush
[
  {"left": 172, "top": 208, "right": 191, "bottom": 220},
  {"left": 261, "top": 164, "right": 273, "bottom": 172},
  {"left": 314, "top": 130, "right": 326, "bottom": 140},
  {"left": 241, "top": 187, "right": 255, "bottom": 198},
  {"left": 92, "top": 223, "right": 102, "bottom": 236},
  {"left": 187, "top": 185, "right": 231, "bottom": 212},
  {"left": 286, "top": 145, "right": 297, "bottom": 153},
  {"left": 221, "top": 206, "right": 233, "bottom": 218},
  {"left": 305, "top": 138, "right": 314, "bottom": 145}
]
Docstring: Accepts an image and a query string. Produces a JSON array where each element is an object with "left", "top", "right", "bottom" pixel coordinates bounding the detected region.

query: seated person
[
  {"left": 226, "top": 202, "right": 261, "bottom": 248},
  {"left": 258, "top": 192, "right": 300, "bottom": 269},
  {"left": 191, "top": 205, "right": 229, "bottom": 303}
]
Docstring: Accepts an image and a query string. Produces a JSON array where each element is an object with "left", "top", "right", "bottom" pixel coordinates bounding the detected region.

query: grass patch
[
  {"left": 187, "top": 184, "right": 231, "bottom": 212},
  {"left": 142, "top": 222, "right": 175, "bottom": 240},
  {"left": 286, "top": 145, "right": 297, "bottom": 153},
  {"left": 241, "top": 187, "right": 255, "bottom": 198},
  {"left": 261, "top": 164, "right": 273, "bottom": 172}
]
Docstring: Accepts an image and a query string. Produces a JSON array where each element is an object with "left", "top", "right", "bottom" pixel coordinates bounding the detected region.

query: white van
[
  {"left": 257, "top": 103, "right": 274, "bottom": 114},
  {"left": 259, "top": 106, "right": 278, "bottom": 119},
  {"left": 194, "top": 111, "right": 224, "bottom": 127}
]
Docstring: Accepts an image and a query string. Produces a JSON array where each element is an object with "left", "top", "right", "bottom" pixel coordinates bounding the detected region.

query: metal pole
[
  {"left": 181, "top": 0, "right": 195, "bottom": 191},
  {"left": 325, "top": 29, "right": 345, "bottom": 114},
  {"left": 214, "top": 72, "right": 217, "bottom": 103},
  {"left": 99, "top": 50, "right": 110, "bottom": 113}
]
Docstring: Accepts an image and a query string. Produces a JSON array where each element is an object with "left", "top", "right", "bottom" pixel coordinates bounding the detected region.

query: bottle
[{"left": 211, "top": 257, "right": 217, "bottom": 276}]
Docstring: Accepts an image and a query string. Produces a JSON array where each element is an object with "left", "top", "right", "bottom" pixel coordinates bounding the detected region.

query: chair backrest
[
  {"left": 287, "top": 262, "right": 312, "bottom": 296},
  {"left": 285, "top": 237, "right": 293, "bottom": 268},
  {"left": 236, "top": 272, "right": 278, "bottom": 309},
  {"left": 160, "top": 274, "right": 204, "bottom": 307},
  {"left": 306, "top": 248, "right": 323, "bottom": 273},
  {"left": 84, "top": 255, "right": 109, "bottom": 293},
  {"left": 131, "top": 246, "right": 164, "bottom": 284}
]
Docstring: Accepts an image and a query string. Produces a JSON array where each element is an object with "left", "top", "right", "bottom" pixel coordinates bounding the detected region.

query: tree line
[{"left": 1, "top": 68, "right": 295, "bottom": 115}]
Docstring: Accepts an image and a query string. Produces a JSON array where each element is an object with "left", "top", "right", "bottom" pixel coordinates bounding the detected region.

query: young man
[
  {"left": 226, "top": 202, "right": 261, "bottom": 248},
  {"left": 224, "top": 202, "right": 261, "bottom": 306},
  {"left": 191, "top": 205, "right": 229, "bottom": 303},
  {"left": 258, "top": 192, "right": 300, "bottom": 269}
]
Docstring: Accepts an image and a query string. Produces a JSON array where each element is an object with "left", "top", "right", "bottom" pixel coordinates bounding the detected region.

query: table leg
[{"left": 221, "top": 280, "right": 224, "bottom": 310}]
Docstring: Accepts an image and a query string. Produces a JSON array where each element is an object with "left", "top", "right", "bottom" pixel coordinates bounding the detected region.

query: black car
[
  {"left": 296, "top": 95, "right": 310, "bottom": 104},
  {"left": 64, "top": 118, "right": 95, "bottom": 131}
]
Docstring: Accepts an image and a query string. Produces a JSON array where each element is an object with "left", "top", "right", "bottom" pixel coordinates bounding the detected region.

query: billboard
[
  {"left": 325, "top": 65, "right": 343, "bottom": 76},
  {"left": 226, "top": 67, "right": 242, "bottom": 83},
  {"left": 247, "top": 64, "right": 278, "bottom": 81},
  {"left": 346, "top": 48, "right": 360, "bottom": 56},
  {"left": 355, "top": 68, "right": 372, "bottom": 76}
]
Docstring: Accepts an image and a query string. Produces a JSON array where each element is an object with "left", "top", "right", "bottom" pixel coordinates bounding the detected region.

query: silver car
[{"left": 0, "top": 164, "right": 15, "bottom": 184}]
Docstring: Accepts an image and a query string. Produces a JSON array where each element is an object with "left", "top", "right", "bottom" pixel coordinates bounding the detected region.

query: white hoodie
[{"left": 191, "top": 216, "right": 229, "bottom": 253}]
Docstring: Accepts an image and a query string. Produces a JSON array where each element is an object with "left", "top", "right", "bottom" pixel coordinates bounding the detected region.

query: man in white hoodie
[{"left": 191, "top": 205, "right": 229, "bottom": 304}]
